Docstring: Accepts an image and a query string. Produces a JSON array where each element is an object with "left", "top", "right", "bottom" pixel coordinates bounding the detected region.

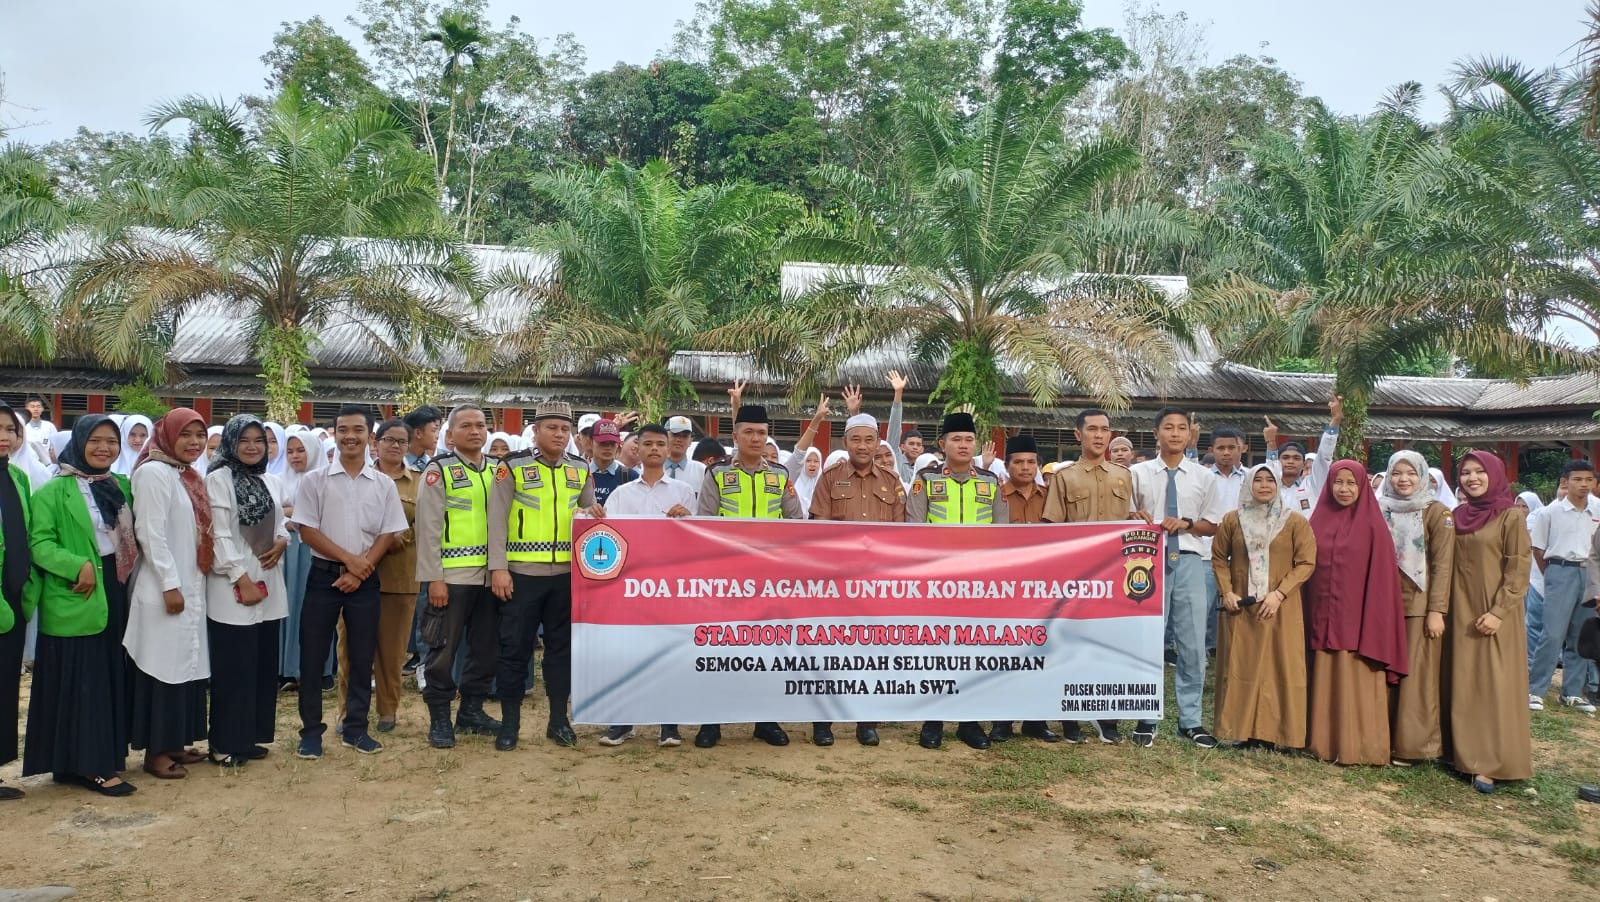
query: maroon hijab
[
  {"left": 1305, "top": 460, "right": 1410, "bottom": 684},
  {"left": 134, "top": 408, "right": 214, "bottom": 573},
  {"left": 1452, "top": 450, "right": 1514, "bottom": 536}
]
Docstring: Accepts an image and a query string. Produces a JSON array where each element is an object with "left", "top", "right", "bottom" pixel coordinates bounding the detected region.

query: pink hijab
[
  {"left": 135, "top": 407, "right": 214, "bottom": 573},
  {"left": 1305, "top": 460, "right": 1409, "bottom": 684}
]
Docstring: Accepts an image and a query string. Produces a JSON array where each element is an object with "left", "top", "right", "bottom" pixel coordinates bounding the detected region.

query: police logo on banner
[
  {"left": 1119, "top": 528, "right": 1161, "bottom": 603},
  {"left": 577, "top": 524, "right": 628, "bottom": 581}
]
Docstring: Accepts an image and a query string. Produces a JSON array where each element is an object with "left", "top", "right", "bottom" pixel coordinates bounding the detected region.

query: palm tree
[
  {"left": 786, "top": 90, "right": 1193, "bottom": 427},
  {"left": 0, "top": 144, "right": 71, "bottom": 363},
  {"left": 71, "top": 88, "right": 478, "bottom": 422},
  {"left": 1194, "top": 85, "right": 1588, "bottom": 454},
  {"left": 422, "top": 10, "right": 489, "bottom": 203},
  {"left": 497, "top": 159, "right": 810, "bottom": 422}
]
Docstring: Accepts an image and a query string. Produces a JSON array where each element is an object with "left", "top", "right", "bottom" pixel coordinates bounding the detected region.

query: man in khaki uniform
[
  {"left": 809, "top": 411, "right": 906, "bottom": 747},
  {"left": 1043, "top": 407, "right": 1135, "bottom": 744},
  {"left": 990, "top": 434, "right": 1062, "bottom": 744}
]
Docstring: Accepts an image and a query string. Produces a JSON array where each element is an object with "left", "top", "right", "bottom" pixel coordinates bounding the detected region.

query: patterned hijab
[
  {"left": 135, "top": 407, "right": 214, "bottom": 572},
  {"left": 211, "top": 415, "right": 275, "bottom": 526},
  {"left": 1236, "top": 463, "right": 1291, "bottom": 598},
  {"left": 56, "top": 414, "right": 140, "bottom": 581},
  {"left": 1379, "top": 451, "right": 1433, "bottom": 590}
]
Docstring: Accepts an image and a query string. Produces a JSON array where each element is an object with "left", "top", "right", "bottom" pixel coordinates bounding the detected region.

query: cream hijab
[
  {"left": 1379, "top": 451, "right": 1433, "bottom": 590},
  {"left": 1235, "top": 463, "right": 1292, "bottom": 598}
]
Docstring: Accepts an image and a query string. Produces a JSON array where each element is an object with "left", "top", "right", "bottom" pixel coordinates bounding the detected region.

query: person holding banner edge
[
  {"left": 905, "top": 410, "right": 1008, "bottom": 750},
  {"left": 989, "top": 434, "right": 1064, "bottom": 745},
  {"left": 696, "top": 401, "right": 805, "bottom": 748},
  {"left": 490, "top": 401, "right": 605, "bottom": 750}
]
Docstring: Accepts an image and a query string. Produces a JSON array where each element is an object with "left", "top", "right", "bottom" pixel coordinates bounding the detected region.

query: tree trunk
[{"left": 1333, "top": 372, "right": 1371, "bottom": 465}]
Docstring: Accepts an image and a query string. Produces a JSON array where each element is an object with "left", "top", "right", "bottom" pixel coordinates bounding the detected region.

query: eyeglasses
[{"left": 378, "top": 437, "right": 408, "bottom": 447}]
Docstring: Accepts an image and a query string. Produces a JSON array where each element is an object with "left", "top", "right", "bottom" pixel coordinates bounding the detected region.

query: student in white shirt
[
  {"left": 1190, "top": 426, "right": 1248, "bottom": 655},
  {"left": 1131, "top": 408, "right": 1225, "bottom": 749},
  {"left": 1263, "top": 396, "right": 1343, "bottom": 515},
  {"left": 1530, "top": 459, "right": 1600, "bottom": 712},
  {"left": 22, "top": 396, "right": 56, "bottom": 467},
  {"left": 662, "top": 415, "right": 706, "bottom": 495}
]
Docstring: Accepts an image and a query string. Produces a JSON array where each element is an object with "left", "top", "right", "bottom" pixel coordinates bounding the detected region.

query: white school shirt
[
  {"left": 74, "top": 476, "right": 116, "bottom": 556},
  {"left": 204, "top": 469, "right": 291, "bottom": 625},
  {"left": 1271, "top": 427, "right": 1337, "bottom": 514},
  {"left": 662, "top": 456, "right": 705, "bottom": 502},
  {"left": 1530, "top": 494, "right": 1600, "bottom": 563},
  {"left": 290, "top": 459, "right": 409, "bottom": 560},
  {"left": 124, "top": 463, "right": 210, "bottom": 684},
  {"left": 1130, "top": 456, "right": 1224, "bottom": 556},
  {"left": 1200, "top": 464, "right": 1247, "bottom": 560},
  {"left": 23, "top": 418, "right": 56, "bottom": 466},
  {"left": 603, "top": 473, "right": 698, "bottom": 517}
]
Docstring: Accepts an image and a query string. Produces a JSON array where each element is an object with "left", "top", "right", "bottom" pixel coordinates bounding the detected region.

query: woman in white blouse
[
  {"left": 278, "top": 427, "right": 330, "bottom": 689},
  {"left": 123, "top": 408, "right": 213, "bottom": 781},
  {"left": 204, "top": 416, "right": 290, "bottom": 766}
]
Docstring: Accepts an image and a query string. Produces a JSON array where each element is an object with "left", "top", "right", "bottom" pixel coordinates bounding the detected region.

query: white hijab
[
  {"left": 1427, "top": 467, "right": 1457, "bottom": 508},
  {"left": 280, "top": 428, "right": 325, "bottom": 507},
  {"left": 112, "top": 414, "right": 152, "bottom": 476},
  {"left": 1236, "top": 463, "right": 1292, "bottom": 598},
  {"left": 264, "top": 422, "right": 289, "bottom": 476},
  {"left": 487, "top": 432, "right": 515, "bottom": 459},
  {"left": 793, "top": 447, "right": 824, "bottom": 509}
]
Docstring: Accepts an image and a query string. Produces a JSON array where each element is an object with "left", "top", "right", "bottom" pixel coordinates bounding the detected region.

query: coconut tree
[
  {"left": 1194, "top": 85, "right": 1590, "bottom": 454},
  {"left": 497, "top": 159, "right": 813, "bottom": 422},
  {"left": 786, "top": 89, "right": 1194, "bottom": 427},
  {"left": 71, "top": 88, "right": 478, "bottom": 422}
]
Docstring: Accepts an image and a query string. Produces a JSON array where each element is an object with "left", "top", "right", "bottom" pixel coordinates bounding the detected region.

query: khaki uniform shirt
[
  {"left": 375, "top": 465, "right": 420, "bottom": 595},
  {"left": 489, "top": 451, "right": 597, "bottom": 577},
  {"left": 415, "top": 453, "right": 492, "bottom": 586},
  {"left": 1001, "top": 480, "right": 1047, "bottom": 525},
  {"left": 809, "top": 459, "right": 906, "bottom": 523},
  {"left": 696, "top": 459, "right": 806, "bottom": 519},
  {"left": 1043, "top": 459, "right": 1134, "bottom": 524}
]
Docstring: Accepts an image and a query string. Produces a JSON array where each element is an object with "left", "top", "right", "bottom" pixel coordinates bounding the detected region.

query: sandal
[
  {"left": 173, "top": 749, "right": 206, "bottom": 765},
  {"left": 142, "top": 760, "right": 188, "bottom": 780},
  {"left": 0, "top": 780, "right": 23, "bottom": 801},
  {"left": 72, "top": 774, "right": 137, "bottom": 797},
  {"left": 208, "top": 752, "right": 246, "bottom": 768}
]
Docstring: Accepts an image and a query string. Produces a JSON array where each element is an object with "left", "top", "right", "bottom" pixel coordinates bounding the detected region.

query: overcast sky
[{"left": 3, "top": 0, "right": 1591, "bottom": 142}]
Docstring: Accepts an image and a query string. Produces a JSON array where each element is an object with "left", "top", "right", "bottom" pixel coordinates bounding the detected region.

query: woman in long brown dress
[
  {"left": 1379, "top": 451, "right": 1455, "bottom": 763},
  {"left": 1211, "top": 464, "right": 1316, "bottom": 749},
  {"left": 1445, "top": 451, "right": 1532, "bottom": 793},
  {"left": 1304, "top": 460, "right": 1410, "bottom": 765}
]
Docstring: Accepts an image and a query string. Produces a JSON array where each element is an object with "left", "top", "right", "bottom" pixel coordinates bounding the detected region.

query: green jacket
[
  {"left": 0, "top": 462, "right": 40, "bottom": 635},
  {"left": 28, "top": 472, "right": 132, "bottom": 637}
]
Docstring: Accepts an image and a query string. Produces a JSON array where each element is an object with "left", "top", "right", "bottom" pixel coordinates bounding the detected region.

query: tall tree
[
  {"left": 71, "top": 90, "right": 478, "bottom": 422},
  {"left": 788, "top": 91, "right": 1192, "bottom": 426},
  {"left": 497, "top": 160, "right": 810, "bottom": 421},
  {"left": 261, "top": 17, "right": 380, "bottom": 111},
  {"left": 0, "top": 144, "right": 71, "bottom": 364}
]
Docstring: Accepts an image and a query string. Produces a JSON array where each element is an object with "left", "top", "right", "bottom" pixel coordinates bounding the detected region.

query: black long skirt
[
  {"left": 23, "top": 555, "right": 131, "bottom": 779},
  {"left": 130, "top": 667, "right": 207, "bottom": 753},
  {"left": 208, "top": 619, "right": 280, "bottom": 755},
  {"left": 0, "top": 593, "right": 21, "bottom": 767}
]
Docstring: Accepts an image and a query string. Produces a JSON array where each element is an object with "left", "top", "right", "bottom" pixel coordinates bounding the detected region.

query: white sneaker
[
  {"left": 1529, "top": 694, "right": 1545, "bottom": 711},
  {"left": 1561, "top": 696, "right": 1597, "bottom": 714}
]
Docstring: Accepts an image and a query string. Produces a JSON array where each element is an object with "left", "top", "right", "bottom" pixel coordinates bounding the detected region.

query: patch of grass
[
  {"left": 1115, "top": 839, "right": 1158, "bottom": 861},
  {"left": 1383, "top": 824, "right": 1425, "bottom": 845},
  {"left": 888, "top": 796, "right": 930, "bottom": 813},
  {"left": 874, "top": 770, "right": 952, "bottom": 790},
  {"left": 740, "top": 766, "right": 812, "bottom": 785},
  {"left": 1555, "top": 841, "right": 1600, "bottom": 887},
  {"left": 964, "top": 742, "right": 1100, "bottom": 792},
  {"left": 1172, "top": 808, "right": 1359, "bottom": 865},
  {"left": 1514, "top": 769, "right": 1585, "bottom": 835},
  {"left": 1530, "top": 712, "right": 1581, "bottom": 745}
]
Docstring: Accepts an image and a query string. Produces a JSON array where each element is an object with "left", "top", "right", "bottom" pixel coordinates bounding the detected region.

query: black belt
[
  {"left": 1178, "top": 550, "right": 1201, "bottom": 556},
  {"left": 310, "top": 557, "right": 345, "bottom": 575},
  {"left": 1548, "top": 559, "right": 1586, "bottom": 567}
]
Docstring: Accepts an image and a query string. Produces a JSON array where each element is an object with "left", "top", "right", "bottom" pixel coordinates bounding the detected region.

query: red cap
[{"left": 591, "top": 419, "right": 622, "bottom": 443}]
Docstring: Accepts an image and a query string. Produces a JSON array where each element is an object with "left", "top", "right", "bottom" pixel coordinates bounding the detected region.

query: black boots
[
  {"left": 456, "top": 696, "right": 502, "bottom": 735},
  {"left": 546, "top": 714, "right": 577, "bottom": 747},
  {"left": 496, "top": 699, "right": 521, "bottom": 752},
  {"left": 427, "top": 703, "right": 455, "bottom": 749}
]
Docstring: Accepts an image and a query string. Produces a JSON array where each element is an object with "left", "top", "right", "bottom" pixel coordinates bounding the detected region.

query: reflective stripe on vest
[
  {"left": 506, "top": 459, "right": 588, "bottom": 564},
  {"left": 714, "top": 465, "right": 788, "bottom": 519},
  {"left": 440, "top": 459, "right": 493, "bottom": 568},
  {"left": 921, "top": 473, "right": 994, "bottom": 524}
]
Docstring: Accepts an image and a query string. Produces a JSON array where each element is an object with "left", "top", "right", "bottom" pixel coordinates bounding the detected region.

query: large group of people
[{"left": 0, "top": 380, "right": 1589, "bottom": 802}]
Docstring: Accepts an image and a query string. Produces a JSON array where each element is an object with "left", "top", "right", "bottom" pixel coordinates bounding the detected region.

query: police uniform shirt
[
  {"left": 415, "top": 453, "right": 494, "bottom": 586},
  {"left": 696, "top": 460, "right": 805, "bottom": 519},
  {"left": 1001, "top": 479, "right": 1046, "bottom": 524},
  {"left": 1531, "top": 494, "right": 1600, "bottom": 563},
  {"left": 1042, "top": 460, "right": 1133, "bottom": 524},
  {"left": 903, "top": 466, "right": 1010, "bottom": 524},
  {"left": 1129, "top": 456, "right": 1223, "bottom": 555},
  {"left": 809, "top": 459, "right": 906, "bottom": 523},
  {"left": 488, "top": 451, "right": 597, "bottom": 577}
]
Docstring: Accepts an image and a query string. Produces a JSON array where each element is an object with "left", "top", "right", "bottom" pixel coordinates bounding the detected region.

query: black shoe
[
  {"left": 753, "top": 722, "right": 790, "bottom": 746},
  {"left": 1580, "top": 785, "right": 1600, "bottom": 804},
  {"left": 278, "top": 679, "right": 299, "bottom": 694},
  {"left": 956, "top": 721, "right": 991, "bottom": 750},
  {"left": 695, "top": 724, "right": 722, "bottom": 748},
  {"left": 1094, "top": 721, "right": 1123, "bottom": 744},
  {"left": 496, "top": 700, "right": 521, "bottom": 752},
  {"left": 244, "top": 745, "right": 271, "bottom": 760},
  {"left": 856, "top": 724, "right": 880, "bottom": 747},
  {"left": 811, "top": 723, "right": 834, "bottom": 747},
  {"left": 401, "top": 653, "right": 422, "bottom": 674},
  {"left": 1179, "top": 725, "right": 1218, "bottom": 749},
  {"left": 919, "top": 721, "right": 943, "bottom": 749},
  {"left": 1131, "top": 721, "right": 1157, "bottom": 748},
  {"left": 69, "top": 774, "right": 137, "bottom": 797},
  {"left": 546, "top": 717, "right": 578, "bottom": 748},
  {"left": 1020, "top": 721, "right": 1061, "bottom": 743},
  {"left": 456, "top": 697, "right": 502, "bottom": 735},
  {"left": 426, "top": 702, "right": 456, "bottom": 749},
  {"left": 1059, "top": 722, "right": 1087, "bottom": 744},
  {"left": 321, "top": 674, "right": 335, "bottom": 692},
  {"left": 988, "top": 722, "right": 1016, "bottom": 743}
]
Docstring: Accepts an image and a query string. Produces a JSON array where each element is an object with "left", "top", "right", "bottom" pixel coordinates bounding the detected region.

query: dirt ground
[{"left": 4, "top": 668, "right": 1600, "bottom": 902}]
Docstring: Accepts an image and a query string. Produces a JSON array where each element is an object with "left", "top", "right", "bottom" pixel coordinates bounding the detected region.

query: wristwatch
[{"left": 1180, "top": 517, "right": 1194, "bottom": 531}]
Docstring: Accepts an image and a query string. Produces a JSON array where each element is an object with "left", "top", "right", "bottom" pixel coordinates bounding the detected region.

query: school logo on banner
[
  {"left": 577, "top": 524, "right": 629, "bottom": 581},
  {"left": 1119, "top": 528, "right": 1161, "bottom": 603}
]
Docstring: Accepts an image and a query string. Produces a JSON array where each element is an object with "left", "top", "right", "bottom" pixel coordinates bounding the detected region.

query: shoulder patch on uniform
[
  {"left": 425, "top": 470, "right": 440, "bottom": 485},
  {"left": 912, "top": 480, "right": 923, "bottom": 495},
  {"left": 495, "top": 464, "right": 510, "bottom": 482}
]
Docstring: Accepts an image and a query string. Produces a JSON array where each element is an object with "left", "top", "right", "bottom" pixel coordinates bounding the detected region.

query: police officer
[
  {"left": 695, "top": 403, "right": 804, "bottom": 748},
  {"left": 488, "top": 401, "right": 604, "bottom": 749},
  {"left": 905, "top": 411, "right": 1008, "bottom": 750},
  {"left": 415, "top": 405, "right": 502, "bottom": 749},
  {"left": 1043, "top": 407, "right": 1136, "bottom": 744}
]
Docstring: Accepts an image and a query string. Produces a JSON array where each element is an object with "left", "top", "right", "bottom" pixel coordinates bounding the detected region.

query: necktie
[
  {"left": 1165, "top": 467, "right": 1181, "bottom": 572},
  {"left": 667, "top": 460, "right": 681, "bottom": 479}
]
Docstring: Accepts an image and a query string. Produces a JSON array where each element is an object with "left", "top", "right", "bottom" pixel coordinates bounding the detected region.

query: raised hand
[
  {"left": 815, "top": 395, "right": 832, "bottom": 421},
  {"left": 887, "top": 369, "right": 908, "bottom": 396},
  {"left": 842, "top": 384, "right": 863, "bottom": 416},
  {"left": 728, "top": 379, "right": 747, "bottom": 411},
  {"left": 1263, "top": 416, "right": 1279, "bottom": 448},
  {"left": 614, "top": 411, "right": 640, "bottom": 429},
  {"left": 1329, "top": 394, "right": 1345, "bottom": 427}
]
